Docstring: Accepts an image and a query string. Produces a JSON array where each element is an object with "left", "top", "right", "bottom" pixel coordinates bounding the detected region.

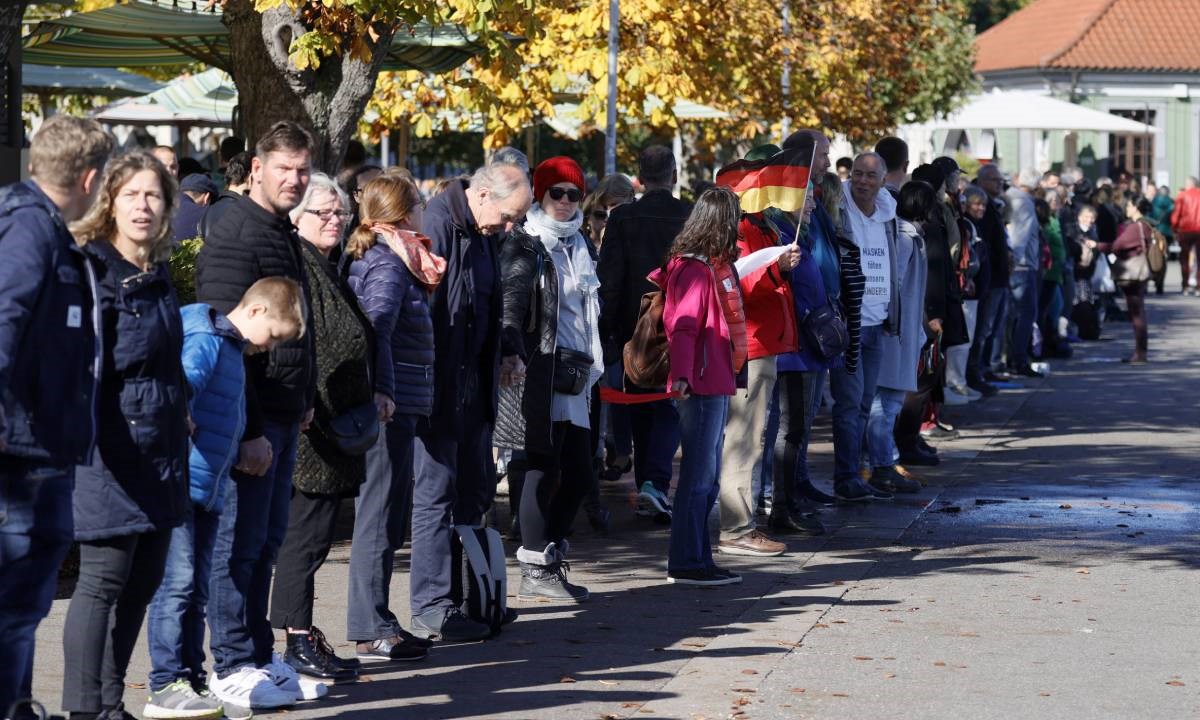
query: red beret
[{"left": 533, "top": 156, "right": 586, "bottom": 205}]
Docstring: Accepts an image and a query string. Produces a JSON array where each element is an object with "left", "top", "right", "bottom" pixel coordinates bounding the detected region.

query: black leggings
[
  {"left": 772, "top": 371, "right": 820, "bottom": 517},
  {"left": 270, "top": 489, "right": 341, "bottom": 631},
  {"left": 62, "top": 530, "right": 172, "bottom": 714},
  {"left": 521, "top": 422, "right": 594, "bottom": 549},
  {"left": 1122, "top": 282, "right": 1148, "bottom": 358}
]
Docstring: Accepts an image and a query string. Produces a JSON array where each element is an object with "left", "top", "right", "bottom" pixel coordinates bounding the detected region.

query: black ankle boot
[{"left": 285, "top": 631, "right": 358, "bottom": 681}]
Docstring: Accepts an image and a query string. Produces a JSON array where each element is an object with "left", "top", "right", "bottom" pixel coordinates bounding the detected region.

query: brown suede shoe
[{"left": 717, "top": 530, "right": 786, "bottom": 557}]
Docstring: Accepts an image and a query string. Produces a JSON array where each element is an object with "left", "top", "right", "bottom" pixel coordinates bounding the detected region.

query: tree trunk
[
  {"left": 1, "top": 2, "right": 29, "bottom": 185},
  {"left": 223, "top": 0, "right": 395, "bottom": 173}
]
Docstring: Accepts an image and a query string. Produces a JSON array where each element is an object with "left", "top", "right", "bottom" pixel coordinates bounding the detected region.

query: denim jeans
[
  {"left": 866, "top": 387, "right": 907, "bottom": 468},
  {"left": 828, "top": 324, "right": 885, "bottom": 483},
  {"left": 624, "top": 373, "right": 680, "bottom": 495},
  {"left": 973, "top": 286, "right": 1009, "bottom": 375},
  {"left": 147, "top": 502, "right": 220, "bottom": 691},
  {"left": 1009, "top": 268, "right": 1039, "bottom": 367},
  {"left": 348, "top": 415, "right": 416, "bottom": 642},
  {"left": 0, "top": 462, "right": 73, "bottom": 716},
  {"left": 669, "top": 394, "right": 729, "bottom": 572},
  {"left": 208, "top": 420, "right": 300, "bottom": 674},
  {"left": 751, "top": 385, "right": 780, "bottom": 512}
]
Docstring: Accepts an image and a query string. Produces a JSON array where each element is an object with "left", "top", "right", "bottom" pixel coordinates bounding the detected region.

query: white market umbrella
[{"left": 922, "top": 89, "right": 1159, "bottom": 134}]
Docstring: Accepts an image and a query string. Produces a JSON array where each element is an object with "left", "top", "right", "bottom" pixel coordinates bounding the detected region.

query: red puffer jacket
[
  {"left": 736, "top": 214, "right": 798, "bottom": 359},
  {"left": 1171, "top": 187, "right": 1200, "bottom": 234}
]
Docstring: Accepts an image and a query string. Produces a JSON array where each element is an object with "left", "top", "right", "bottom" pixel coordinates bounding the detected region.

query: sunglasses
[{"left": 547, "top": 187, "right": 583, "bottom": 202}]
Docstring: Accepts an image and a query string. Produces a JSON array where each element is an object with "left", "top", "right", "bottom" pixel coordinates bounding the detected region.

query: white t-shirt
[{"left": 842, "top": 182, "right": 893, "bottom": 327}]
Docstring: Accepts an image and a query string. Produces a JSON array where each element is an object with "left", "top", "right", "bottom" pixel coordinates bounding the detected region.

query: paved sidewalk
[{"left": 30, "top": 281, "right": 1199, "bottom": 719}]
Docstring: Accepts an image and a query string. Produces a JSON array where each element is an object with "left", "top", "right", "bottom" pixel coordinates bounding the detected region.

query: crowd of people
[{"left": 0, "top": 114, "right": 1180, "bottom": 720}]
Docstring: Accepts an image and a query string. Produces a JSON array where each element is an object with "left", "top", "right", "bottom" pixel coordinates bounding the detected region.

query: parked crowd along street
[{"left": 0, "top": 115, "right": 1177, "bottom": 720}]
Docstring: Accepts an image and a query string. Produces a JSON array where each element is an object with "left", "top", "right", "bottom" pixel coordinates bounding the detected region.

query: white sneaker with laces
[
  {"left": 267, "top": 654, "right": 327, "bottom": 700},
  {"left": 209, "top": 666, "right": 295, "bottom": 710}
]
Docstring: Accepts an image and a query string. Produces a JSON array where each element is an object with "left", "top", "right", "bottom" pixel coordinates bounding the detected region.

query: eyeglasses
[
  {"left": 547, "top": 187, "right": 583, "bottom": 203},
  {"left": 305, "top": 208, "right": 351, "bottom": 222},
  {"left": 590, "top": 209, "right": 608, "bottom": 221}
]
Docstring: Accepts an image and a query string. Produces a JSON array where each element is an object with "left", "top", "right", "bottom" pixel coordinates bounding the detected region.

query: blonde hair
[
  {"left": 346, "top": 169, "right": 424, "bottom": 260},
  {"left": 30, "top": 116, "right": 114, "bottom": 189},
  {"left": 71, "top": 151, "right": 177, "bottom": 264},
  {"left": 236, "top": 276, "right": 306, "bottom": 339}
]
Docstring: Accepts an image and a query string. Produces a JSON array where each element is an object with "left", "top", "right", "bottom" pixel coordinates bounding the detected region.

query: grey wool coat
[{"left": 876, "top": 218, "right": 929, "bottom": 392}]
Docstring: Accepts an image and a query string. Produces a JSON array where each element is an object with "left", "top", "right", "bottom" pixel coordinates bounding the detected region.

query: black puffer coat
[
  {"left": 195, "top": 195, "right": 315, "bottom": 438},
  {"left": 73, "top": 242, "right": 189, "bottom": 541},
  {"left": 922, "top": 209, "right": 970, "bottom": 349},
  {"left": 293, "top": 242, "right": 374, "bottom": 497}
]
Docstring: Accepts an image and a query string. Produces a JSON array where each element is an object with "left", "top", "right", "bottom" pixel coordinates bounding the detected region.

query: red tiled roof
[{"left": 975, "top": 0, "right": 1200, "bottom": 74}]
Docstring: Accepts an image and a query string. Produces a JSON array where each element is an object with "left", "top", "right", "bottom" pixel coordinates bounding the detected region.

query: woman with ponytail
[{"left": 344, "top": 170, "right": 444, "bottom": 660}]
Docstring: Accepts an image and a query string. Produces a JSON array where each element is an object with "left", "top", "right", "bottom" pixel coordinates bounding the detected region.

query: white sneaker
[
  {"left": 943, "top": 386, "right": 970, "bottom": 406},
  {"left": 209, "top": 665, "right": 296, "bottom": 710},
  {"left": 267, "top": 654, "right": 327, "bottom": 700}
]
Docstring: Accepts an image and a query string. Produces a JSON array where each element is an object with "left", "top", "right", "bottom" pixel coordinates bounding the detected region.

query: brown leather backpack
[{"left": 622, "top": 289, "right": 670, "bottom": 389}]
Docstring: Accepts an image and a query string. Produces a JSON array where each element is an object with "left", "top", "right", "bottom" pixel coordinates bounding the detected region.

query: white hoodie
[{"left": 842, "top": 180, "right": 897, "bottom": 327}]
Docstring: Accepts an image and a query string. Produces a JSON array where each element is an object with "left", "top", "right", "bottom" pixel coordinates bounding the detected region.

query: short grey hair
[
  {"left": 290, "top": 172, "right": 349, "bottom": 223},
  {"left": 469, "top": 162, "right": 530, "bottom": 201},
  {"left": 491, "top": 147, "right": 530, "bottom": 173},
  {"left": 853, "top": 151, "right": 886, "bottom": 175},
  {"left": 963, "top": 185, "right": 988, "bottom": 204},
  {"left": 1017, "top": 167, "right": 1041, "bottom": 190}
]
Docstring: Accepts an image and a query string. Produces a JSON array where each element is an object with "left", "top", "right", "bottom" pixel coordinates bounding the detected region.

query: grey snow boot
[{"left": 516, "top": 541, "right": 589, "bottom": 602}]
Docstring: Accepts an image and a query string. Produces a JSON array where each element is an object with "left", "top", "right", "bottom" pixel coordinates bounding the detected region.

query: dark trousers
[
  {"left": 347, "top": 415, "right": 417, "bottom": 642},
  {"left": 61, "top": 530, "right": 172, "bottom": 714},
  {"left": 521, "top": 421, "right": 594, "bottom": 549},
  {"left": 772, "top": 371, "right": 822, "bottom": 518},
  {"left": 270, "top": 489, "right": 341, "bottom": 631},
  {"left": 972, "top": 286, "right": 1008, "bottom": 376},
  {"left": 147, "top": 502, "right": 220, "bottom": 691},
  {"left": 208, "top": 421, "right": 300, "bottom": 674},
  {"left": 1122, "top": 282, "right": 1149, "bottom": 358},
  {"left": 1177, "top": 231, "right": 1200, "bottom": 290},
  {"left": 897, "top": 366, "right": 938, "bottom": 452},
  {"left": 409, "top": 393, "right": 495, "bottom": 620},
  {"left": 0, "top": 463, "right": 73, "bottom": 716},
  {"left": 625, "top": 379, "right": 680, "bottom": 495}
]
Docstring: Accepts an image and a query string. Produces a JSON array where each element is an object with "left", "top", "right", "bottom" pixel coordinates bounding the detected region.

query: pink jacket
[{"left": 651, "top": 256, "right": 745, "bottom": 396}]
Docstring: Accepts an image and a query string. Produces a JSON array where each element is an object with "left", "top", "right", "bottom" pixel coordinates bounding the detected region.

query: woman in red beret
[{"left": 495, "top": 156, "right": 601, "bottom": 603}]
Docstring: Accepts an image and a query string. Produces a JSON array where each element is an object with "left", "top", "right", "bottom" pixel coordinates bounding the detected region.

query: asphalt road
[{"left": 29, "top": 274, "right": 1199, "bottom": 719}]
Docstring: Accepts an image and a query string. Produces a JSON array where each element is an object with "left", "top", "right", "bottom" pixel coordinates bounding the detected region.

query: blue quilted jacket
[
  {"left": 347, "top": 241, "right": 435, "bottom": 417},
  {"left": 180, "top": 303, "right": 247, "bottom": 513}
]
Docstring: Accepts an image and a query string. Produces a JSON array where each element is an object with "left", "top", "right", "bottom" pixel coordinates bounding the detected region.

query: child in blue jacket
[{"left": 143, "top": 277, "right": 305, "bottom": 719}]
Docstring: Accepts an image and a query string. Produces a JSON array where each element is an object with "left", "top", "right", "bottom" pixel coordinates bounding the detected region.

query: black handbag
[
  {"left": 798, "top": 300, "right": 849, "bottom": 361},
  {"left": 552, "top": 347, "right": 593, "bottom": 395},
  {"left": 325, "top": 401, "right": 380, "bottom": 456}
]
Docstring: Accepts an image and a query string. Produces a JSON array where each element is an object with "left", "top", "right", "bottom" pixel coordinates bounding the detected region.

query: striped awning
[
  {"left": 22, "top": 64, "right": 164, "bottom": 97},
  {"left": 23, "top": 0, "right": 488, "bottom": 74}
]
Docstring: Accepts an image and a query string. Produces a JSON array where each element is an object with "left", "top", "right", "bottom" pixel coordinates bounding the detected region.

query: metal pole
[
  {"left": 605, "top": 0, "right": 618, "bottom": 176},
  {"left": 780, "top": 1, "right": 790, "bottom": 141}
]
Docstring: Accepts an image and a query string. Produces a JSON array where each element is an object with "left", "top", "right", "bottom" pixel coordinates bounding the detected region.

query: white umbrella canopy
[{"left": 923, "top": 89, "right": 1159, "bottom": 134}]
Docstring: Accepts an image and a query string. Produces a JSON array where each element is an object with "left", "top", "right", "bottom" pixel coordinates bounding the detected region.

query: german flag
[{"left": 715, "top": 146, "right": 815, "bottom": 214}]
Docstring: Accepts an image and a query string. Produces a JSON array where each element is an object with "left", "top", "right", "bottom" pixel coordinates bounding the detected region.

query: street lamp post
[{"left": 605, "top": 0, "right": 618, "bottom": 176}]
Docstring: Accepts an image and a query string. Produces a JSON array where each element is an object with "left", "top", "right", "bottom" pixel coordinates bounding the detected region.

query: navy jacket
[
  {"left": 347, "top": 240, "right": 435, "bottom": 417},
  {"left": 172, "top": 194, "right": 208, "bottom": 243},
  {"left": 74, "top": 242, "right": 189, "bottom": 541},
  {"left": 0, "top": 181, "right": 101, "bottom": 466},
  {"left": 420, "top": 180, "right": 501, "bottom": 434},
  {"left": 180, "top": 303, "right": 246, "bottom": 514}
]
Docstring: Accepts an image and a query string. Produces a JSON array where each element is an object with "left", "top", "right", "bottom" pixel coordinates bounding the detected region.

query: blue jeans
[
  {"left": 974, "top": 286, "right": 1009, "bottom": 374},
  {"left": 625, "top": 379, "right": 680, "bottom": 495},
  {"left": 208, "top": 420, "right": 299, "bottom": 674},
  {"left": 828, "top": 324, "right": 885, "bottom": 483},
  {"left": 866, "top": 387, "right": 906, "bottom": 468},
  {"left": 1009, "top": 268, "right": 1039, "bottom": 367},
  {"left": 147, "top": 502, "right": 220, "bottom": 691},
  {"left": 752, "top": 386, "right": 780, "bottom": 510},
  {"left": 669, "top": 394, "right": 729, "bottom": 572},
  {"left": 0, "top": 462, "right": 73, "bottom": 715},
  {"left": 772, "top": 370, "right": 825, "bottom": 516}
]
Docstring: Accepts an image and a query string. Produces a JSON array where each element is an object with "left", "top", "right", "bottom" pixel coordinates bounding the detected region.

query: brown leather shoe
[{"left": 718, "top": 530, "right": 786, "bottom": 557}]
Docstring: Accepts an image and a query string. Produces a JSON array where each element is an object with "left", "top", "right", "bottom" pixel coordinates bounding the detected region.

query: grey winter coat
[{"left": 876, "top": 218, "right": 929, "bottom": 392}]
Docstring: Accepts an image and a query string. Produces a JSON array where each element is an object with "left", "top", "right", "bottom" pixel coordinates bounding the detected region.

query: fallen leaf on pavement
[
  {"left": 883, "top": 673, "right": 897, "bottom": 679},
  {"left": 790, "top": 688, "right": 806, "bottom": 693},
  {"left": 853, "top": 656, "right": 873, "bottom": 661},
  {"left": 1059, "top": 504, "right": 1072, "bottom": 509},
  {"left": 960, "top": 632, "right": 980, "bottom": 637},
  {"left": 933, "top": 661, "right": 947, "bottom": 667},
  {"left": 621, "top": 702, "right": 640, "bottom": 708},
  {"left": 831, "top": 619, "right": 848, "bottom": 624},
  {"left": 741, "top": 669, "right": 759, "bottom": 675},
  {"left": 1075, "top": 568, "right": 1090, "bottom": 574},
  {"left": 1039, "top": 692, "right": 1052, "bottom": 697},
  {"left": 832, "top": 692, "right": 850, "bottom": 697},
  {"left": 598, "top": 680, "right": 618, "bottom": 686},
  {"left": 124, "top": 682, "right": 146, "bottom": 689},
  {"left": 559, "top": 676, "right": 576, "bottom": 683},
  {"left": 1166, "top": 680, "right": 1186, "bottom": 687}
]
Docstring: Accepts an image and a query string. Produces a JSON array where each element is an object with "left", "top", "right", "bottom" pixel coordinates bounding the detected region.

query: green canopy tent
[
  {"left": 23, "top": 64, "right": 163, "bottom": 96},
  {"left": 22, "top": 0, "right": 490, "bottom": 74}
]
